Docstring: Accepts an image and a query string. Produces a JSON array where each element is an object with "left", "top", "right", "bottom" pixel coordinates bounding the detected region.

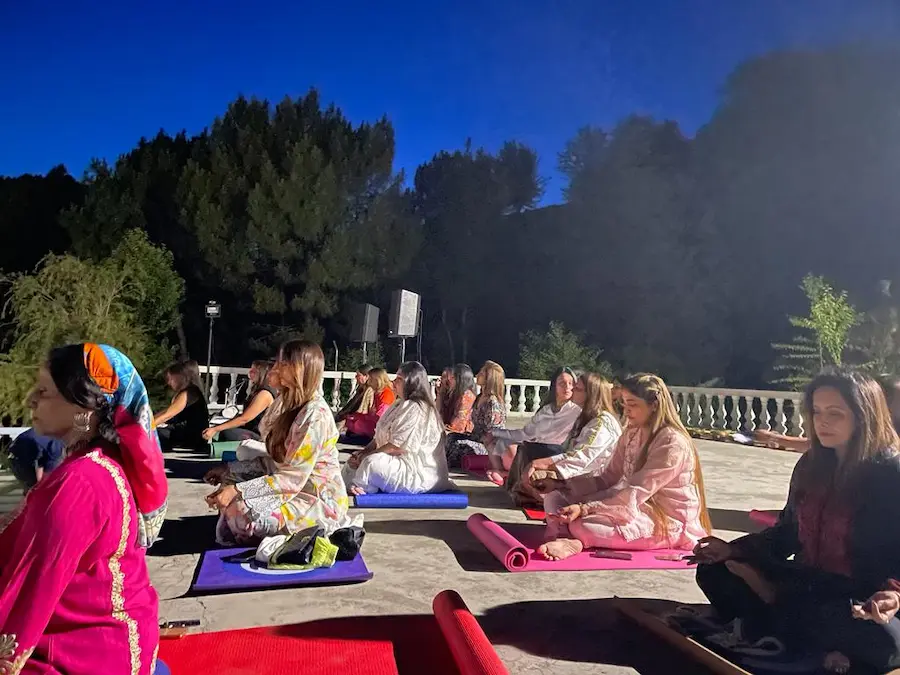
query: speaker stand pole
[
  {"left": 361, "top": 342, "right": 368, "bottom": 365},
  {"left": 400, "top": 337, "right": 406, "bottom": 364}
]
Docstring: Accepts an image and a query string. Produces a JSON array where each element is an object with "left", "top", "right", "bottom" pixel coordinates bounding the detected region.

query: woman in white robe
[{"left": 343, "top": 361, "right": 452, "bottom": 495}]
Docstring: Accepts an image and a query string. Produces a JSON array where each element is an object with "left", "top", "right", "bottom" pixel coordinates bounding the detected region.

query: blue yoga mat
[
  {"left": 191, "top": 547, "right": 373, "bottom": 594},
  {"left": 353, "top": 490, "right": 469, "bottom": 509},
  {"left": 221, "top": 449, "right": 237, "bottom": 462}
]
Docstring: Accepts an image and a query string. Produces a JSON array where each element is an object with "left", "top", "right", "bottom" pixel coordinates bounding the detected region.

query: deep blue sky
[{"left": 2, "top": 1, "right": 898, "bottom": 203}]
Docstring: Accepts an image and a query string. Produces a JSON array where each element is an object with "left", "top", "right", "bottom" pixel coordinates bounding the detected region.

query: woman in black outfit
[
  {"left": 202, "top": 360, "right": 276, "bottom": 442},
  {"left": 154, "top": 359, "right": 210, "bottom": 451},
  {"left": 693, "top": 370, "right": 900, "bottom": 674}
]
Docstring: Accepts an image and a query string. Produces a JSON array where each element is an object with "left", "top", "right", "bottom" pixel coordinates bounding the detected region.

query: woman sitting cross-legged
[
  {"left": 693, "top": 370, "right": 900, "bottom": 674},
  {"left": 334, "top": 365, "right": 373, "bottom": 424},
  {"left": 342, "top": 367, "right": 396, "bottom": 445},
  {"left": 202, "top": 359, "right": 276, "bottom": 443},
  {"left": 0, "top": 343, "right": 167, "bottom": 674},
  {"left": 528, "top": 372, "right": 623, "bottom": 496},
  {"left": 437, "top": 363, "right": 477, "bottom": 434},
  {"left": 154, "top": 359, "right": 210, "bottom": 452},
  {"left": 538, "top": 373, "right": 712, "bottom": 561},
  {"left": 205, "top": 341, "right": 350, "bottom": 545},
  {"left": 487, "top": 366, "right": 581, "bottom": 494},
  {"left": 445, "top": 360, "right": 508, "bottom": 467},
  {"left": 343, "top": 361, "right": 452, "bottom": 495}
]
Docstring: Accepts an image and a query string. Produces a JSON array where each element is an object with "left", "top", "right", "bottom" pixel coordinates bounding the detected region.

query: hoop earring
[{"left": 73, "top": 411, "right": 92, "bottom": 433}]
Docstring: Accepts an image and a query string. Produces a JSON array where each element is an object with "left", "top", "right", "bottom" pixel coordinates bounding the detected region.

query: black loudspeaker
[
  {"left": 349, "top": 303, "right": 379, "bottom": 343},
  {"left": 388, "top": 290, "right": 420, "bottom": 338}
]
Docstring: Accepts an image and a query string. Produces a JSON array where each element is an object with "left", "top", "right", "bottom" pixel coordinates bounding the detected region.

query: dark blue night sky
[{"left": 2, "top": 0, "right": 898, "bottom": 202}]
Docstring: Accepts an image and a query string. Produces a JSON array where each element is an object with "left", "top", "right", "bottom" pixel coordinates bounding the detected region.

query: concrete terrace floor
[{"left": 147, "top": 440, "right": 801, "bottom": 675}]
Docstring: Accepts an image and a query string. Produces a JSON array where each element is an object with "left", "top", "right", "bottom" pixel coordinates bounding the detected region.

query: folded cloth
[
  {"left": 269, "top": 536, "right": 338, "bottom": 571},
  {"left": 329, "top": 526, "right": 366, "bottom": 561},
  {"left": 255, "top": 534, "right": 288, "bottom": 564}
]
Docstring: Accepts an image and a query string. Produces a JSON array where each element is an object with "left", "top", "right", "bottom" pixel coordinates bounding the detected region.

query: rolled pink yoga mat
[
  {"left": 466, "top": 513, "right": 696, "bottom": 573},
  {"left": 749, "top": 509, "right": 778, "bottom": 528}
]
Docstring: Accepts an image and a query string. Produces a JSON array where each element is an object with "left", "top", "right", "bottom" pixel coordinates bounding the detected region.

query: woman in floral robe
[{"left": 206, "top": 341, "right": 350, "bottom": 545}]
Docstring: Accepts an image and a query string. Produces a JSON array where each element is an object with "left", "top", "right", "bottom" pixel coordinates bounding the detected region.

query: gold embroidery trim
[
  {"left": 88, "top": 452, "right": 142, "bottom": 675},
  {"left": 0, "top": 634, "right": 34, "bottom": 675}
]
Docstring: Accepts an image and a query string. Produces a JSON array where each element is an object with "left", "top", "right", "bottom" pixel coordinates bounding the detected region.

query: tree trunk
[
  {"left": 441, "top": 306, "right": 456, "bottom": 365},
  {"left": 175, "top": 315, "right": 189, "bottom": 358}
]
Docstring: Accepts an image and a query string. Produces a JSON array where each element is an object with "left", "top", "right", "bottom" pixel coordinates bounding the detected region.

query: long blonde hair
[
  {"left": 477, "top": 361, "right": 505, "bottom": 407},
  {"left": 621, "top": 373, "right": 713, "bottom": 538},
  {"left": 367, "top": 368, "right": 392, "bottom": 394},
  {"left": 267, "top": 341, "right": 325, "bottom": 462},
  {"left": 572, "top": 372, "right": 616, "bottom": 437}
]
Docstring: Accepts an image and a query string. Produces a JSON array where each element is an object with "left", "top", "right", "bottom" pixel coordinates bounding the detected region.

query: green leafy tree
[
  {"left": 518, "top": 321, "right": 611, "bottom": 379},
  {"left": 848, "top": 281, "right": 900, "bottom": 375},
  {"left": 0, "top": 231, "right": 184, "bottom": 423},
  {"left": 772, "top": 274, "right": 859, "bottom": 389}
]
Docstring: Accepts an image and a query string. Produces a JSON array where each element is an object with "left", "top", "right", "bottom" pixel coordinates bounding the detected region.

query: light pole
[{"left": 204, "top": 301, "right": 221, "bottom": 396}]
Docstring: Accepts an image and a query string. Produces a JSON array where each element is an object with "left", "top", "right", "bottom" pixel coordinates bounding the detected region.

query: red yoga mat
[
  {"left": 522, "top": 507, "right": 546, "bottom": 521},
  {"left": 158, "top": 624, "right": 399, "bottom": 675},
  {"left": 749, "top": 509, "right": 778, "bottom": 528},
  {"left": 432, "top": 590, "right": 509, "bottom": 675},
  {"left": 466, "top": 513, "right": 696, "bottom": 572}
]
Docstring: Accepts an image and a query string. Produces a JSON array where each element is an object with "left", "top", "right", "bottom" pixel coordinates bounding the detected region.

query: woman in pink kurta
[
  {"left": 539, "top": 373, "right": 712, "bottom": 561},
  {"left": 0, "top": 343, "right": 167, "bottom": 675}
]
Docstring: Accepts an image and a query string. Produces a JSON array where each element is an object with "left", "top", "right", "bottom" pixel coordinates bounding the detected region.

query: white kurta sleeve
[{"left": 550, "top": 414, "right": 622, "bottom": 480}]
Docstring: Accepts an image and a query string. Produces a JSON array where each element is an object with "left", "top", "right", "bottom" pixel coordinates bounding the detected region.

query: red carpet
[{"left": 159, "top": 614, "right": 462, "bottom": 675}]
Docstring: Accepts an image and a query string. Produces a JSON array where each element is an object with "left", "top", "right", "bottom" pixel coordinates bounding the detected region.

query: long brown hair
[
  {"left": 621, "top": 373, "right": 713, "bottom": 538},
  {"left": 164, "top": 359, "right": 202, "bottom": 394},
  {"left": 796, "top": 369, "right": 900, "bottom": 496},
  {"left": 477, "top": 361, "right": 506, "bottom": 408},
  {"left": 267, "top": 341, "right": 325, "bottom": 462},
  {"left": 572, "top": 372, "right": 616, "bottom": 437},
  {"left": 249, "top": 359, "right": 273, "bottom": 396}
]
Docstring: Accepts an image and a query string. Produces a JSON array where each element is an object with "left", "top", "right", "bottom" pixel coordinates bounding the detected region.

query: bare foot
[
  {"left": 823, "top": 651, "right": 850, "bottom": 674},
  {"left": 349, "top": 485, "right": 367, "bottom": 496},
  {"left": 725, "top": 560, "right": 776, "bottom": 604},
  {"left": 486, "top": 470, "right": 506, "bottom": 486},
  {"left": 537, "top": 538, "right": 584, "bottom": 561}
]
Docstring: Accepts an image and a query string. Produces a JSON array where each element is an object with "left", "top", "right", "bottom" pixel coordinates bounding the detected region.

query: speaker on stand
[
  {"left": 349, "top": 303, "right": 380, "bottom": 364},
  {"left": 388, "top": 290, "right": 420, "bottom": 365}
]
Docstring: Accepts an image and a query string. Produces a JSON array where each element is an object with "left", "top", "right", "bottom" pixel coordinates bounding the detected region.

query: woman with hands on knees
[
  {"left": 693, "top": 370, "right": 900, "bottom": 675},
  {"left": 538, "top": 373, "right": 711, "bottom": 562},
  {"left": 205, "top": 341, "right": 349, "bottom": 545},
  {"left": 343, "top": 361, "right": 451, "bottom": 496},
  {"left": 202, "top": 360, "right": 276, "bottom": 443}
]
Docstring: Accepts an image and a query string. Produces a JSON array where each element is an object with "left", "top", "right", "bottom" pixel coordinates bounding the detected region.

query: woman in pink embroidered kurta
[
  {"left": 539, "top": 373, "right": 712, "bottom": 561},
  {"left": 0, "top": 343, "right": 167, "bottom": 675},
  {"left": 207, "top": 341, "right": 350, "bottom": 545}
]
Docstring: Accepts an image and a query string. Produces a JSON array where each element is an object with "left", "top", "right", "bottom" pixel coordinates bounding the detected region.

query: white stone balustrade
[{"left": 199, "top": 366, "right": 807, "bottom": 436}]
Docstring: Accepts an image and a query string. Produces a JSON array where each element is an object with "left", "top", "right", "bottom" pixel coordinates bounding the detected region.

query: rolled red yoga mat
[{"left": 432, "top": 590, "right": 509, "bottom": 675}]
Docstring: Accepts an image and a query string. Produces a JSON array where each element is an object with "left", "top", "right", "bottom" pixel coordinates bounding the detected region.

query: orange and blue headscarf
[{"left": 83, "top": 343, "right": 168, "bottom": 548}]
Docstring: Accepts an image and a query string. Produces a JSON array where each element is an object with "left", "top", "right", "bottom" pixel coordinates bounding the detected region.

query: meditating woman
[
  {"left": 154, "top": 359, "right": 210, "bottom": 451},
  {"left": 202, "top": 360, "right": 276, "bottom": 442},
  {"left": 343, "top": 361, "right": 452, "bottom": 495},
  {"left": 539, "top": 373, "right": 712, "bottom": 560},
  {"left": 487, "top": 366, "right": 580, "bottom": 490},
  {"left": 445, "top": 360, "right": 508, "bottom": 467},
  {"left": 334, "top": 365, "right": 373, "bottom": 424},
  {"left": 0, "top": 343, "right": 167, "bottom": 674},
  {"left": 528, "top": 372, "right": 623, "bottom": 493},
  {"left": 438, "top": 363, "right": 477, "bottom": 434},
  {"left": 343, "top": 367, "right": 396, "bottom": 444},
  {"left": 693, "top": 370, "right": 900, "bottom": 674},
  {"left": 205, "top": 341, "right": 350, "bottom": 545}
]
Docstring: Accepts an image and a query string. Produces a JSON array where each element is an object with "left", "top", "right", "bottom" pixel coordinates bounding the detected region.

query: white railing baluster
[
  {"left": 775, "top": 399, "right": 787, "bottom": 434},
  {"left": 504, "top": 384, "right": 513, "bottom": 415},
  {"left": 744, "top": 397, "right": 757, "bottom": 432},
  {"left": 714, "top": 395, "right": 726, "bottom": 429},
  {"left": 728, "top": 396, "right": 739, "bottom": 431}
]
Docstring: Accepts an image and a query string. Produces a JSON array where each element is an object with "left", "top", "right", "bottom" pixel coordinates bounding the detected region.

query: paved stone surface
[{"left": 146, "top": 441, "right": 800, "bottom": 674}]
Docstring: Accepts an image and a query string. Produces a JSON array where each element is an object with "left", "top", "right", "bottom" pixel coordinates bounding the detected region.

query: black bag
[
  {"left": 329, "top": 526, "right": 366, "bottom": 561},
  {"left": 270, "top": 526, "right": 324, "bottom": 566}
]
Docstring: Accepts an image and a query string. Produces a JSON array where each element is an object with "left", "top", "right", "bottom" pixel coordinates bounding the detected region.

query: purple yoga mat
[
  {"left": 191, "top": 547, "right": 373, "bottom": 593},
  {"left": 466, "top": 513, "right": 696, "bottom": 573}
]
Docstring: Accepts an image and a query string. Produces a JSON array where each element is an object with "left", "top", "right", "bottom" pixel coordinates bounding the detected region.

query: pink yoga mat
[
  {"left": 465, "top": 513, "right": 696, "bottom": 573},
  {"left": 749, "top": 509, "right": 778, "bottom": 528},
  {"left": 461, "top": 455, "right": 491, "bottom": 474}
]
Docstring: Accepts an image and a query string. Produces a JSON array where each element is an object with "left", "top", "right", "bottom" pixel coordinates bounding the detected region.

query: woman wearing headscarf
[{"left": 0, "top": 343, "right": 167, "bottom": 675}]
